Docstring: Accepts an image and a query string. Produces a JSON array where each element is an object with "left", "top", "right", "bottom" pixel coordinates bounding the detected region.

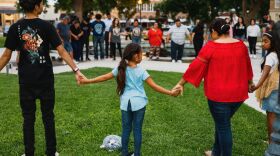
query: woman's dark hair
[
  {"left": 250, "top": 19, "right": 256, "bottom": 25},
  {"left": 209, "top": 18, "right": 230, "bottom": 36},
  {"left": 272, "top": 21, "right": 280, "bottom": 71},
  {"left": 195, "top": 21, "right": 204, "bottom": 32},
  {"left": 261, "top": 31, "right": 275, "bottom": 70},
  {"left": 112, "top": 18, "right": 120, "bottom": 28},
  {"left": 238, "top": 17, "right": 245, "bottom": 25},
  {"left": 95, "top": 14, "right": 102, "bottom": 20},
  {"left": 117, "top": 43, "right": 142, "bottom": 95},
  {"left": 19, "top": 0, "right": 43, "bottom": 12}
]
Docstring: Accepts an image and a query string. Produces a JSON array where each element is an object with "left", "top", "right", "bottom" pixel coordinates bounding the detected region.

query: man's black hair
[{"left": 19, "top": 0, "right": 43, "bottom": 13}]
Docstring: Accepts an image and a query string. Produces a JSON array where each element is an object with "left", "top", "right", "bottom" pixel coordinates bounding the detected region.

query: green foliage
[{"left": 0, "top": 68, "right": 267, "bottom": 155}]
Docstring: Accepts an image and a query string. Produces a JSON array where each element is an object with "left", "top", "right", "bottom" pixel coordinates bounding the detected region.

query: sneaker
[
  {"left": 177, "top": 60, "right": 182, "bottom": 63},
  {"left": 152, "top": 56, "right": 157, "bottom": 60},
  {"left": 22, "top": 152, "right": 59, "bottom": 156},
  {"left": 62, "top": 61, "right": 67, "bottom": 65},
  {"left": 86, "top": 58, "right": 91, "bottom": 61},
  {"left": 249, "top": 54, "right": 253, "bottom": 58},
  {"left": 172, "top": 60, "right": 176, "bottom": 63},
  {"left": 254, "top": 55, "right": 257, "bottom": 59},
  {"left": 156, "top": 56, "right": 159, "bottom": 60}
]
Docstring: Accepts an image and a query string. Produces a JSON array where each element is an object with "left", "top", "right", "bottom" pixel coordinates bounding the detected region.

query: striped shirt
[{"left": 168, "top": 25, "right": 190, "bottom": 45}]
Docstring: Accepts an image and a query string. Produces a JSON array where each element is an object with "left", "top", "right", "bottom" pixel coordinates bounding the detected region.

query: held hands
[
  {"left": 75, "top": 70, "right": 87, "bottom": 85},
  {"left": 170, "top": 84, "right": 184, "bottom": 97},
  {"left": 248, "top": 83, "right": 257, "bottom": 93}
]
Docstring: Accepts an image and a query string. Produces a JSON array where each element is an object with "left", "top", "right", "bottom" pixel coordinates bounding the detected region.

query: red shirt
[
  {"left": 148, "top": 28, "right": 163, "bottom": 46},
  {"left": 183, "top": 41, "right": 253, "bottom": 102}
]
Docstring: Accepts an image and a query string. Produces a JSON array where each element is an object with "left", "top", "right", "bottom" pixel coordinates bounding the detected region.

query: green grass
[
  {"left": 0, "top": 36, "right": 5, "bottom": 48},
  {"left": 0, "top": 68, "right": 267, "bottom": 156}
]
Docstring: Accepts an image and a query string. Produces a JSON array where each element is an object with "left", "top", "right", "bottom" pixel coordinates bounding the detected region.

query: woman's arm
[
  {"left": 145, "top": 77, "right": 179, "bottom": 96},
  {"left": 81, "top": 72, "right": 115, "bottom": 84}
]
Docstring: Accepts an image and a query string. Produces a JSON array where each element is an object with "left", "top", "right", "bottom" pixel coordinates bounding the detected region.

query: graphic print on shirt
[
  {"left": 21, "top": 26, "right": 43, "bottom": 64},
  {"left": 113, "top": 28, "right": 120, "bottom": 36},
  {"left": 132, "top": 27, "right": 141, "bottom": 37},
  {"left": 94, "top": 23, "right": 103, "bottom": 35}
]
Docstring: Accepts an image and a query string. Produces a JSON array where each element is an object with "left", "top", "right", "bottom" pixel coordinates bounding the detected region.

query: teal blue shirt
[{"left": 112, "top": 66, "right": 150, "bottom": 111}]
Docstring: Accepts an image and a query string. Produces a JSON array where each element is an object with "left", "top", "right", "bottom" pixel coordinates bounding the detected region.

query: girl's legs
[
  {"left": 121, "top": 103, "right": 133, "bottom": 156},
  {"left": 252, "top": 37, "right": 257, "bottom": 55},
  {"left": 133, "top": 107, "right": 146, "bottom": 156},
  {"left": 248, "top": 37, "right": 253, "bottom": 55},
  {"left": 110, "top": 42, "right": 116, "bottom": 60},
  {"left": 267, "top": 112, "right": 277, "bottom": 143},
  {"left": 208, "top": 100, "right": 242, "bottom": 156},
  {"left": 117, "top": 42, "right": 122, "bottom": 58}
]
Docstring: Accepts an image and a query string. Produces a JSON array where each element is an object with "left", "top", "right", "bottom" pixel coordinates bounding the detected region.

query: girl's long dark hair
[
  {"left": 261, "top": 31, "right": 275, "bottom": 71},
  {"left": 117, "top": 43, "right": 142, "bottom": 95},
  {"left": 112, "top": 18, "right": 120, "bottom": 28}
]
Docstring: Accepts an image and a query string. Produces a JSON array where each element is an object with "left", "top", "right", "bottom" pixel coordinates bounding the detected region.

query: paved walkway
[{"left": 0, "top": 48, "right": 265, "bottom": 114}]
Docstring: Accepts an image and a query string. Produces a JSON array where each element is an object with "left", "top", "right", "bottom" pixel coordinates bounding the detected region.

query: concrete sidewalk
[{"left": 0, "top": 48, "right": 266, "bottom": 114}]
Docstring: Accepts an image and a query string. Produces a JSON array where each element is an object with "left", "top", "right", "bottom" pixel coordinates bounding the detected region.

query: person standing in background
[
  {"left": 192, "top": 21, "right": 205, "bottom": 57},
  {"left": 70, "top": 20, "right": 83, "bottom": 62},
  {"left": 147, "top": 22, "right": 163, "bottom": 60},
  {"left": 166, "top": 19, "right": 192, "bottom": 63},
  {"left": 103, "top": 13, "right": 113, "bottom": 58},
  {"left": 80, "top": 17, "right": 91, "bottom": 61},
  {"left": 109, "top": 18, "right": 124, "bottom": 60},
  {"left": 247, "top": 19, "right": 261, "bottom": 58},
  {"left": 233, "top": 17, "right": 246, "bottom": 41},
  {"left": 130, "top": 19, "right": 143, "bottom": 45},
  {"left": 90, "top": 14, "right": 106, "bottom": 60}
]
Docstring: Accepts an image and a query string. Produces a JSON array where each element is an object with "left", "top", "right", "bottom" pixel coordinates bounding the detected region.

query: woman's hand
[
  {"left": 172, "top": 84, "right": 184, "bottom": 96},
  {"left": 170, "top": 88, "right": 181, "bottom": 97},
  {"left": 248, "top": 83, "right": 256, "bottom": 93}
]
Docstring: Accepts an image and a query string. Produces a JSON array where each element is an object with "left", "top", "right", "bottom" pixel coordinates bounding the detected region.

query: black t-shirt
[
  {"left": 80, "top": 22, "right": 91, "bottom": 40},
  {"left": 193, "top": 26, "right": 204, "bottom": 41},
  {"left": 5, "top": 18, "right": 62, "bottom": 85},
  {"left": 70, "top": 25, "right": 82, "bottom": 41}
]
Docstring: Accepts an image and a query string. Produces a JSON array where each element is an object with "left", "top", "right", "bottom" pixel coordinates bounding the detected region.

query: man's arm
[{"left": 0, "top": 48, "right": 12, "bottom": 71}]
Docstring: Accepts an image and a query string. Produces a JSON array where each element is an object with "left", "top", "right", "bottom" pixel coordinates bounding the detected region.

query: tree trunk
[
  {"left": 73, "top": 0, "right": 83, "bottom": 21},
  {"left": 243, "top": 0, "right": 264, "bottom": 25}
]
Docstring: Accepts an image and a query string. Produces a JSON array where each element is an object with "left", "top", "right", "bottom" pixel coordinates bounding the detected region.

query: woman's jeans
[
  {"left": 208, "top": 99, "right": 242, "bottom": 156},
  {"left": 121, "top": 101, "right": 146, "bottom": 156}
]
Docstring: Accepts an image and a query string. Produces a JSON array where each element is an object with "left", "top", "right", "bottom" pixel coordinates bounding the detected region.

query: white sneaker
[
  {"left": 62, "top": 61, "right": 67, "bottom": 65},
  {"left": 254, "top": 55, "right": 257, "bottom": 59},
  {"left": 249, "top": 54, "right": 252, "bottom": 58},
  {"left": 152, "top": 56, "right": 157, "bottom": 60},
  {"left": 177, "top": 60, "right": 182, "bottom": 63},
  {"left": 172, "top": 60, "right": 176, "bottom": 63},
  {"left": 74, "top": 60, "right": 79, "bottom": 64},
  {"left": 22, "top": 152, "right": 59, "bottom": 156}
]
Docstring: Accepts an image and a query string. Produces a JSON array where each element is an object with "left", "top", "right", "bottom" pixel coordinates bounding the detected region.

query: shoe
[
  {"left": 156, "top": 56, "right": 159, "bottom": 60},
  {"left": 249, "top": 54, "right": 252, "bottom": 58},
  {"left": 172, "top": 60, "right": 176, "bottom": 63},
  {"left": 152, "top": 56, "right": 157, "bottom": 60},
  {"left": 113, "top": 58, "right": 116, "bottom": 61},
  {"left": 73, "top": 60, "right": 79, "bottom": 64},
  {"left": 204, "top": 150, "right": 212, "bottom": 156},
  {"left": 86, "top": 58, "right": 91, "bottom": 61},
  {"left": 254, "top": 55, "right": 257, "bottom": 59},
  {"left": 22, "top": 152, "right": 59, "bottom": 156},
  {"left": 62, "top": 61, "right": 67, "bottom": 65},
  {"left": 177, "top": 60, "right": 182, "bottom": 63}
]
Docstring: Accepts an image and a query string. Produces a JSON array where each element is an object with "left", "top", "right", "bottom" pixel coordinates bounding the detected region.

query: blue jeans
[
  {"left": 171, "top": 41, "right": 184, "bottom": 61},
  {"left": 208, "top": 99, "right": 242, "bottom": 156},
  {"left": 93, "top": 35, "right": 104, "bottom": 59},
  {"left": 121, "top": 101, "right": 146, "bottom": 156},
  {"left": 132, "top": 37, "right": 141, "bottom": 45}
]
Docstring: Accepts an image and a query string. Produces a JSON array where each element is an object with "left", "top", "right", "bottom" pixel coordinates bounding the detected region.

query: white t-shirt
[
  {"left": 168, "top": 25, "right": 190, "bottom": 45},
  {"left": 265, "top": 52, "right": 279, "bottom": 73},
  {"left": 103, "top": 18, "right": 113, "bottom": 32},
  {"left": 247, "top": 25, "right": 261, "bottom": 38}
]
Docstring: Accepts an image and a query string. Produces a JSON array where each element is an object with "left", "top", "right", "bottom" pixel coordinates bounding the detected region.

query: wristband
[{"left": 73, "top": 67, "right": 79, "bottom": 73}]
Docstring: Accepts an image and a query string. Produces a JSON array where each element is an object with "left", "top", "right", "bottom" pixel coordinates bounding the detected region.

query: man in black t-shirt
[{"left": 0, "top": 1, "right": 85, "bottom": 156}]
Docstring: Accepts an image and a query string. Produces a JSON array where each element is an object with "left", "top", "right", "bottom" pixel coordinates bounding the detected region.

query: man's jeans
[
  {"left": 208, "top": 99, "right": 242, "bottom": 156},
  {"left": 20, "top": 84, "right": 56, "bottom": 156},
  {"left": 171, "top": 41, "right": 184, "bottom": 61},
  {"left": 93, "top": 35, "right": 105, "bottom": 59},
  {"left": 121, "top": 101, "right": 146, "bottom": 156}
]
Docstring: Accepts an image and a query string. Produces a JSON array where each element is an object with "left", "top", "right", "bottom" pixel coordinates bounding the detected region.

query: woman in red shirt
[
  {"left": 173, "top": 18, "right": 253, "bottom": 156},
  {"left": 148, "top": 22, "right": 163, "bottom": 60}
]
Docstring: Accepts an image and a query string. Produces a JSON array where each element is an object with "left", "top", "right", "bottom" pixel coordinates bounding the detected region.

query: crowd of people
[{"left": 0, "top": 0, "right": 280, "bottom": 156}]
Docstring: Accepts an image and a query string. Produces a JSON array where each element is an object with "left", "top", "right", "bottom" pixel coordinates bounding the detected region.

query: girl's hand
[
  {"left": 172, "top": 84, "right": 184, "bottom": 96},
  {"left": 79, "top": 77, "right": 91, "bottom": 84},
  {"left": 170, "top": 88, "right": 181, "bottom": 97}
]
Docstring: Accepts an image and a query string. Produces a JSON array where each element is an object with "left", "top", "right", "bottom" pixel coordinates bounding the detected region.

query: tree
[{"left": 156, "top": 0, "right": 269, "bottom": 24}]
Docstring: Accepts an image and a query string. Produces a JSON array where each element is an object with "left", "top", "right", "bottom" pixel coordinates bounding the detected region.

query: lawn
[
  {"left": 0, "top": 68, "right": 267, "bottom": 156},
  {"left": 0, "top": 36, "right": 5, "bottom": 48}
]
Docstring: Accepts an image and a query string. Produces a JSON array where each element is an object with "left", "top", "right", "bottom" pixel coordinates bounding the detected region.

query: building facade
[
  {"left": 0, "top": 0, "right": 21, "bottom": 29},
  {"left": 270, "top": 0, "right": 280, "bottom": 21}
]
